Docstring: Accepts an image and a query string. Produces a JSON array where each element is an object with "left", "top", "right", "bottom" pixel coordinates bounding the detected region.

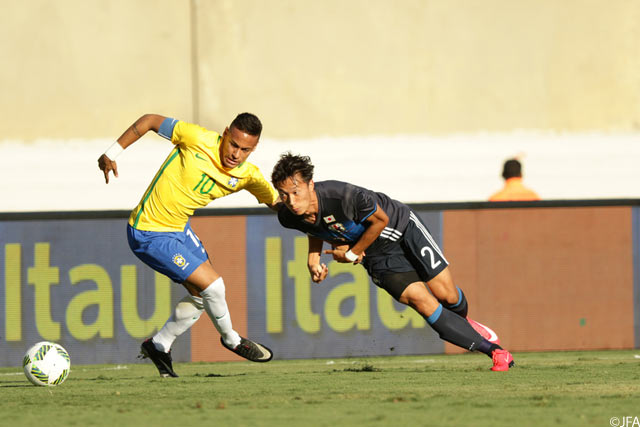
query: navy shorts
[
  {"left": 127, "top": 222, "right": 209, "bottom": 283},
  {"left": 363, "top": 210, "right": 449, "bottom": 300}
]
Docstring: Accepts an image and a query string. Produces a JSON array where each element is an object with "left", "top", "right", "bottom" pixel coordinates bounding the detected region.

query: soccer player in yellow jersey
[{"left": 98, "top": 113, "right": 277, "bottom": 377}]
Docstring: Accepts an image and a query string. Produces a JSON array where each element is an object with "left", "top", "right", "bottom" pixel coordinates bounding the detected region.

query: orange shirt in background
[{"left": 489, "top": 177, "right": 540, "bottom": 201}]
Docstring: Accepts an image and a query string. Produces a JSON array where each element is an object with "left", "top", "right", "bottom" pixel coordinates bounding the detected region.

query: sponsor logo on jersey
[
  {"left": 323, "top": 215, "right": 336, "bottom": 223},
  {"left": 195, "top": 153, "right": 207, "bottom": 161},
  {"left": 228, "top": 177, "right": 239, "bottom": 188}
]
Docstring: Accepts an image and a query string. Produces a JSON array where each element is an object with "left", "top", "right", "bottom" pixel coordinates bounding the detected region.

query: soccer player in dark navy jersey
[{"left": 271, "top": 153, "right": 514, "bottom": 371}]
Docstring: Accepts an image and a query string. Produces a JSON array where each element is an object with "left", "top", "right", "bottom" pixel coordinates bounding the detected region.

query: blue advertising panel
[
  {"left": 0, "top": 219, "right": 186, "bottom": 367},
  {"left": 246, "top": 211, "right": 445, "bottom": 359}
]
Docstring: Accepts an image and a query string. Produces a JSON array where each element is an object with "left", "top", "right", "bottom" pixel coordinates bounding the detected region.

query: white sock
[
  {"left": 200, "top": 277, "right": 241, "bottom": 348},
  {"left": 152, "top": 295, "right": 204, "bottom": 353}
]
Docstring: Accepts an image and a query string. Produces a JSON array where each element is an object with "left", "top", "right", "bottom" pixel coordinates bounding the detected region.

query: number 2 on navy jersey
[{"left": 420, "top": 246, "right": 442, "bottom": 269}]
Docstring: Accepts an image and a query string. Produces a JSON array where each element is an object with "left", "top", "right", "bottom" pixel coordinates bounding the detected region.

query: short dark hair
[
  {"left": 271, "top": 152, "right": 315, "bottom": 187},
  {"left": 502, "top": 159, "right": 522, "bottom": 179},
  {"left": 230, "top": 112, "right": 262, "bottom": 136}
]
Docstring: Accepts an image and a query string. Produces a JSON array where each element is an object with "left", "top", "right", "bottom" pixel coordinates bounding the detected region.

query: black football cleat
[
  {"left": 220, "top": 336, "right": 273, "bottom": 362},
  {"left": 139, "top": 338, "right": 179, "bottom": 378}
]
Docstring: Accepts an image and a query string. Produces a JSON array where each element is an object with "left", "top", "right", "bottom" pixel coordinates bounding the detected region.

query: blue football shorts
[{"left": 126, "top": 222, "right": 209, "bottom": 284}]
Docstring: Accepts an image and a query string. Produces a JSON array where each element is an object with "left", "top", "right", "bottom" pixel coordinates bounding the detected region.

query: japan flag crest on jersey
[{"left": 323, "top": 215, "right": 336, "bottom": 223}]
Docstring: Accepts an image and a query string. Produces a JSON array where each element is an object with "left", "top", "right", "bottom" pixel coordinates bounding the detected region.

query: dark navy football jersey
[{"left": 277, "top": 180, "right": 410, "bottom": 253}]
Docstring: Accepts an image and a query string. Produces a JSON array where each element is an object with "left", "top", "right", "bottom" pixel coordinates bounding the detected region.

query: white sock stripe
[{"left": 409, "top": 212, "right": 448, "bottom": 263}]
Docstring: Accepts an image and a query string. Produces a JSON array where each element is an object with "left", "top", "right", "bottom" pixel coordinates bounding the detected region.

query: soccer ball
[{"left": 23, "top": 341, "right": 71, "bottom": 386}]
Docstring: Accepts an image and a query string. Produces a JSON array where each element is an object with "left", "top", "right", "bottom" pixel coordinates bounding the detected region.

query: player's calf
[{"left": 422, "top": 304, "right": 514, "bottom": 370}]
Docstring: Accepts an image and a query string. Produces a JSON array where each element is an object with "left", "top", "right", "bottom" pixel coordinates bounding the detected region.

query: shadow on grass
[
  {"left": 193, "top": 372, "right": 247, "bottom": 378},
  {"left": 340, "top": 363, "right": 381, "bottom": 373},
  {"left": 0, "top": 382, "right": 34, "bottom": 387}
]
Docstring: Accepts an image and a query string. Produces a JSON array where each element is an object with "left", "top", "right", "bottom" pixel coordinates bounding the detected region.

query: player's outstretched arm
[
  {"left": 324, "top": 205, "right": 388, "bottom": 264},
  {"left": 97, "top": 114, "right": 166, "bottom": 184},
  {"left": 307, "top": 236, "right": 328, "bottom": 283}
]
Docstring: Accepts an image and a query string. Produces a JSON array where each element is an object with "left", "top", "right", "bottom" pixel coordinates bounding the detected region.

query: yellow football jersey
[{"left": 128, "top": 121, "right": 278, "bottom": 232}]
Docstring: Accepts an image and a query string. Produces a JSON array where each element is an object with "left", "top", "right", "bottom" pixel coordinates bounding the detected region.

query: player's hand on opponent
[
  {"left": 98, "top": 154, "right": 118, "bottom": 184},
  {"left": 308, "top": 263, "right": 328, "bottom": 283}
]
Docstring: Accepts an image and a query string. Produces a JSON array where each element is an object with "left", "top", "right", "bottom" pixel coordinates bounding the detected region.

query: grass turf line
[{"left": 1, "top": 350, "right": 640, "bottom": 426}]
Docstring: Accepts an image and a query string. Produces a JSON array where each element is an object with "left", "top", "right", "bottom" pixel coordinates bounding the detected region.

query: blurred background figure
[{"left": 489, "top": 158, "right": 540, "bottom": 201}]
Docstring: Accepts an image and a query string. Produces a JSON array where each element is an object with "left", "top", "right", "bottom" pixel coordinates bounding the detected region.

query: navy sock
[
  {"left": 443, "top": 287, "right": 468, "bottom": 318},
  {"left": 425, "top": 304, "right": 494, "bottom": 353},
  {"left": 475, "top": 340, "right": 502, "bottom": 357}
]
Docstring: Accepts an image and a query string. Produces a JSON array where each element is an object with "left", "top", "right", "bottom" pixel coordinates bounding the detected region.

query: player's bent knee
[
  {"left": 202, "top": 277, "right": 226, "bottom": 302},
  {"left": 175, "top": 295, "right": 204, "bottom": 320},
  {"left": 188, "top": 294, "right": 204, "bottom": 310},
  {"left": 185, "top": 260, "right": 221, "bottom": 292},
  {"left": 426, "top": 271, "right": 458, "bottom": 303},
  {"left": 398, "top": 282, "right": 439, "bottom": 315}
]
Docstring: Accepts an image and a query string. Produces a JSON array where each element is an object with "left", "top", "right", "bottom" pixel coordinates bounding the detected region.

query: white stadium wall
[
  {"left": 2, "top": 0, "right": 640, "bottom": 211},
  {"left": 2, "top": 132, "right": 640, "bottom": 212}
]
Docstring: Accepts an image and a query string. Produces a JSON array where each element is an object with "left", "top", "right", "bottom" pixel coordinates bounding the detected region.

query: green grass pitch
[{"left": 1, "top": 350, "right": 639, "bottom": 426}]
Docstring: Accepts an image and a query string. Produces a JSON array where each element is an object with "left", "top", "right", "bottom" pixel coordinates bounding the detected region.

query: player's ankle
[{"left": 222, "top": 331, "right": 241, "bottom": 348}]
